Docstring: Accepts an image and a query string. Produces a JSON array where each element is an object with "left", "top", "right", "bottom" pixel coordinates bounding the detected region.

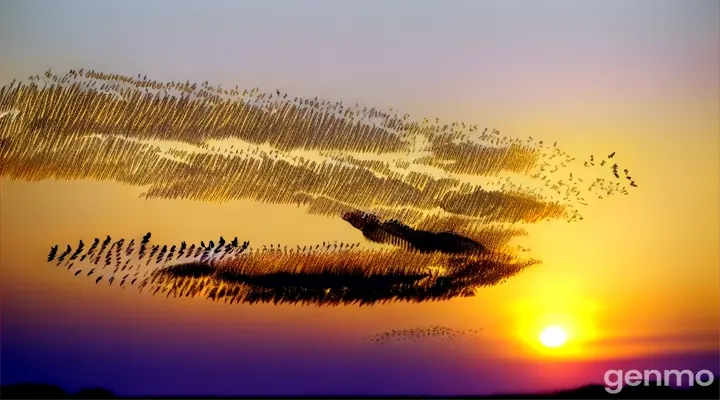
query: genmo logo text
[{"left": 603, "top": 369, "right": 715, "bottom": 394}]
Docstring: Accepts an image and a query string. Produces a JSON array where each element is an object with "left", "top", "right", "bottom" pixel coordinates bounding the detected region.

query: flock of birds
[
  {"left": 47, "top": 230, "right": 490, "bottom": 339},
  {"left": 47, "top": 228, "right": 488, "bottom": 336},
  {"left": 47, "top": 232, "right": 249, "bottom": 288},
  {"left": 46, "top": 227, "right": 538, "bottom": 306},
  {"left": 2, "top": 69, "right": 638, "bottom": 248},
  {"left": 342, "top": 210, "right": 486, "bottom": 254},
  {"left": 1, "top": 67, "right": 639, "bottom": 307},
  {"left": 364, "top": 325, "right": 484, "bottom": 345}
]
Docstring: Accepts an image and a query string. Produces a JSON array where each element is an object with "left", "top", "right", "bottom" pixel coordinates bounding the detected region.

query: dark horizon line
[{"left": 2, "top": 380, "right": 719, "bottom": 400}]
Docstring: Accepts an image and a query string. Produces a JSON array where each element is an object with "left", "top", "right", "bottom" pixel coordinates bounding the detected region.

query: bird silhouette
[{"left": 47, "top": 245, "right": 58, "bottom": 262}]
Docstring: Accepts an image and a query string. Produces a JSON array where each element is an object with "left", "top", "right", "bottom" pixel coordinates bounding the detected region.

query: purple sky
[{"left": 1, "top": 0, "right": 719, "bottom": 396}]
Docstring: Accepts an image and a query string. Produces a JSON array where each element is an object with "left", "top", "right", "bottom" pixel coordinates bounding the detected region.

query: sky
[{"left": 1, "top": 0, "right": 719, "bottom": 396}]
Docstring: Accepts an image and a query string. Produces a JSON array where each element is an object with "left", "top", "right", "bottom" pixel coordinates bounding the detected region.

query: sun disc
[{"left": 539, "top": 326, "right": 567, "bottom": 348}]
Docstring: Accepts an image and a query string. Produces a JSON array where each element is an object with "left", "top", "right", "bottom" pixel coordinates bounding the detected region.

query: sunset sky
[{"left": 1, "top": 0, "right": 719, "bottom": 396}]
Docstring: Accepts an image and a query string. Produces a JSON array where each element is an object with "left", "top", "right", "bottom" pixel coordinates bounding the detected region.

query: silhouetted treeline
[
  {"left": 0, "top": 384, "right": 114, "bottom": 399},
  {"left": 2, "top": 380, "right": 716, "bottom": 399}
]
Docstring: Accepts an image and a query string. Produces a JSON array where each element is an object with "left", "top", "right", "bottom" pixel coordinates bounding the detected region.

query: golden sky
[{"left": 1, "top": 0, "right": 718, "bottom": 395}]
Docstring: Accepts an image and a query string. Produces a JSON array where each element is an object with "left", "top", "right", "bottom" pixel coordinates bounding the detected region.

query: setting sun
[{"left": 540, "top": 326, "right": 568, "bottom": 348}]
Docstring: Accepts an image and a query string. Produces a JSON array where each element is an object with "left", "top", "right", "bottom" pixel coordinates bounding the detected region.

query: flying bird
[{"left": 47, "top": 245, "right": 58, "bottom": 262}]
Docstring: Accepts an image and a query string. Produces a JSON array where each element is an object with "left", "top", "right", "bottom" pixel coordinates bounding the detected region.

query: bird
[
  {"left": 47, "top": 245, "right": 58, "bottom": 262},
  {"left": 608, "top": 151, "right": 615, "bottom": 158}
]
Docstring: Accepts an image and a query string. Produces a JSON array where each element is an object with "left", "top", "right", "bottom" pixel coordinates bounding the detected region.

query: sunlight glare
[{"left": 540, "top": 326, "right": 567, "bottom": 348}]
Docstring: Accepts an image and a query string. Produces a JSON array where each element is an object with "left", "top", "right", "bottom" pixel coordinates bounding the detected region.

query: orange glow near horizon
[{"left": 1, "top": 1, "right": 719, "bottom": 395}]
